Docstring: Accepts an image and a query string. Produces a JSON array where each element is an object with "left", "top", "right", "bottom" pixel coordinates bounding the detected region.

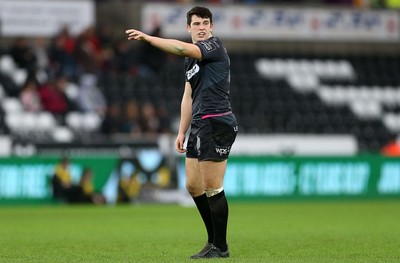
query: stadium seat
[
  {"left": 36, "top": 112, "right": 57, "bottom": 132},
  {"left": 5, "top": 112, "right": 23, "bottom": 133},
  {"left": 2, "top": 97, "right": 23, "bottom": 114},
  {"left": 11, "top": 68, "right": 28, "bottom": 87},
  {"left": 20, "top": 112, "right": 37, "bottom": 131},
  {"left": 0, "top": 55, "right": 17, "bottom": 76},
  {"left": 65, "top": 111, "right": 102, "bottom": 133},
  {"left": 350, "top": 101, "right": 382, "bottom": 120},
  {"left": 82, "top": 112, "right": 102, "bottom": 132},
  {"left": 64, "top": 82, "right": 80, "bottom": 102},
  {"left": 51, "top": 127, "right": 74, "bottom": 142},
  {"left": 383, "top": 113, "right": 400, "bottom": 133},
  {"left": 65, "top": 112, "right": 83, "bottom": 131}
]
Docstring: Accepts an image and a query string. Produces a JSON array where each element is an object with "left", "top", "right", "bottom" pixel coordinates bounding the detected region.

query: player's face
[{"left": 187, "top": 15, "right": 213, "bottom": 43}]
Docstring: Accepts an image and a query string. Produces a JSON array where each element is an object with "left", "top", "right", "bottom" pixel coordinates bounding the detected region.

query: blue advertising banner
[
  {"left": 177, "top": 155, "right": 400, "bottom": 200},
  {"left": 2, "top": 155, "right": 400, "bottom": 204}
]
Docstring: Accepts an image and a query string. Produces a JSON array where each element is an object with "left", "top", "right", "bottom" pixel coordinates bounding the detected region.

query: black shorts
[{"left": 186, "top": 113, "right": 238, "bottom": 161}]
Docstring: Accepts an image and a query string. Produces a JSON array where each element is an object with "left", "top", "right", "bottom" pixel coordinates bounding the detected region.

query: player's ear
[{"left": 187, "top": 24, "right": 191, "bottom": 33}]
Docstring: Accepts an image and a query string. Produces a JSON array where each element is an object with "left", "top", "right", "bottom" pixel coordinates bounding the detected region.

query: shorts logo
[
  {"left": 215, "top": 146, "right": 230, "bottom": 156},
  {"left": 186, "top": 64, "right": 199, "bottom": 80}
]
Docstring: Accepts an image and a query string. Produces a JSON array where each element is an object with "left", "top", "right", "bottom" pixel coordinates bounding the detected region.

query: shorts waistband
[{"left": 201, "top": 111, "right": 232, "bottom": 120}]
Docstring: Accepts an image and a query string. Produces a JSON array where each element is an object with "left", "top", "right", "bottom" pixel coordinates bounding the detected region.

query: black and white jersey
[{"left": 184, "top": 37, "right": 232, "bottom": 120}]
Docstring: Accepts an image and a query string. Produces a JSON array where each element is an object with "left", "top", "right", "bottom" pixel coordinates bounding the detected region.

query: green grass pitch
[{"left": 1, "top": 200, "right": 400, "bottom": 262}]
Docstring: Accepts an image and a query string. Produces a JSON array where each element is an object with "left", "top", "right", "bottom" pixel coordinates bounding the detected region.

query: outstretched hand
[{"left": 125, "top": 29, "right": 148, "bottom": 41}]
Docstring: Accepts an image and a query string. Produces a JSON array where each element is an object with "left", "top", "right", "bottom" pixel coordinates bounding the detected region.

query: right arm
[
  {"left": 125, "top": 29, "right": 202, "bottom": 60},
  {"left": 175, "top": 82, "right": 193, "bottom": 153}
]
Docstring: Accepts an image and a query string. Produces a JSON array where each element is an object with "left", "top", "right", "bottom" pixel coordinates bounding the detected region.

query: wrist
[{"left": 144, "top": 35, "right": 152, "bottom": 43}]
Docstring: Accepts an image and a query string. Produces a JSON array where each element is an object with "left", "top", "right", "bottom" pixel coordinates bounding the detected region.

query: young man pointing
[{"left": 126, "top": 6, "right": 238, "bottom": 259}]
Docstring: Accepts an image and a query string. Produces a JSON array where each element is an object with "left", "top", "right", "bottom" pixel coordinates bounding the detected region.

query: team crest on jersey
[
  {"left": 199, "top": 41, "right": 217, "bottom": 52},
  {"left": 186, "top": 64, "right": 199, "bottom": 80}
]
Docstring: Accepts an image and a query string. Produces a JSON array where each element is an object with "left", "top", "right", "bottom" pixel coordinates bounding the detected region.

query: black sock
[
  {"left": 193, "top": 193, "right": 214, "bottom": 243},
  {"left": 208, "top": 190, "right": 228, "bottom": 252}
]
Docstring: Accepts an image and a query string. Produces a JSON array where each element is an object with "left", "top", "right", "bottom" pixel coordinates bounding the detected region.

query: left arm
[{"left": 126, "top": 29, "right": 202, "bottom": 60}]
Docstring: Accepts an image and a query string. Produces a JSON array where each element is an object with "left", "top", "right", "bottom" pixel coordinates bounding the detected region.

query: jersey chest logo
[{"left": 186, "top": 64, "right": 199, "bottom": 80}]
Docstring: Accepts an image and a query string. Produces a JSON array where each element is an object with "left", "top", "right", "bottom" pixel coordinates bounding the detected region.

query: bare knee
[{"left": 186, "top": 183, "right": 204, "bottom": 197}]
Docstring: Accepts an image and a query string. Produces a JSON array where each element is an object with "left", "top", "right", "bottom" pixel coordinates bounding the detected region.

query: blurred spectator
[
  {"left": 158, "top": 105, "right": 172, "bottom": 134},
  {"left": 9, "top": 37, "right": 37, "bottom": 73},
  {"left": 77, "top": 168, "right": 106, "bottom": 204},
  {"left": 0, "top": 71, "right": 20, "bottom": 97},
  {"left": 77, "top": 74, "right": 107, "bottom": 114},
  {"left": 137, "top": 26, "right": 167, "bottom": 77},
  {"left": 96, "top": 24, "right": 115, "bottom": 72},
  {"left": 48, "top": 28, "right": 78, "bottom": 79},
  {"left": 97, "top": 24, "right": 114, "bottom": 50},
  {"left": 121, "top": 100, "right": 143, "bottom": 136},
  {"left": 111, "top": 38, "right": 137, "bottom": 74},
  {"left": 101, "top": 102, "right": 124, "bottom": 134},
  {"left": 59, "top": 27, "right": 76, "bottom": 55},
  {"left": 141, "top": 102, "right": 162, "bottom": 135},
  {"left": 20, "top": 79, "right": 42, "bottom": 112},
  {"left": 51, "top": 157, "right": 80, "bottom": 202},
  {"left": 38, "top": 74, "right": 71, "bottom": 119},
  {"left": 381, "top": 137, "right": 400, "bottom": 156},
  {"left": 73, "top": 27, "right": 102, "bottom": 74},
  {"left": 117, "top": 170, "right": 141, "bottom": 203},
  {"left": 32, "top": 37, "right": 50, "bottom": 72}
]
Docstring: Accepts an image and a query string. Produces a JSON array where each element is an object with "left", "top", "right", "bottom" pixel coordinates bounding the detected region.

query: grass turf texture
[{"left": 0, "top": 201, "right": 399, "bottom": 263}]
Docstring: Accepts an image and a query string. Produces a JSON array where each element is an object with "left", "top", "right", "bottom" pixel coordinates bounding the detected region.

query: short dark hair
[{"left": 186, "top": 6, "right": 213, "bottom": 25}]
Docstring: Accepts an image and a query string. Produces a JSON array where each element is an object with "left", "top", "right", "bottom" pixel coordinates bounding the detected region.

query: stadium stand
[
  {"left": 93, "top": 52, "right": 399, "bottom": 153},
  {"left": 1, "top": 50, "right": 399, "bottom": 152},
  {"left": 229, "top": 53, "right": 399, "bottom": 152}
]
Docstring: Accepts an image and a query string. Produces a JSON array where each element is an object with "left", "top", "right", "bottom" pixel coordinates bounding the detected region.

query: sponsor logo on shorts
[{"left": 215, "top": 146, "right": 230, "bottom": 156}]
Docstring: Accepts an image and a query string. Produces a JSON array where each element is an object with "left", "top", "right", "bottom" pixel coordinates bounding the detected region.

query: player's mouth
[{"left": 198, "top": 32, "right": 206, "bottom": 37}]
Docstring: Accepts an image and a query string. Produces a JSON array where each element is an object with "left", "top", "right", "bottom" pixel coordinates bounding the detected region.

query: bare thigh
[
  {"left": 200, "top": 160, "right": 227, "bottom": 190},
  {"left": 185, "top": 159, "right": 228, "bottom": 196}
]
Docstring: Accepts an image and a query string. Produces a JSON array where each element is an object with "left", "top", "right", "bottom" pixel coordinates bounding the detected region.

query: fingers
[
  {"left": 125, "top": 29, "right": 142, "bottom": 40},
  {"left": 178, "top": 147, "right": 187, "bottom": 153},
  {"left": 175, "top": 143, "right": 186, "bottom": 153},
  {"left": 175, "top": 138, "right": 187, "bottom": 153}
]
